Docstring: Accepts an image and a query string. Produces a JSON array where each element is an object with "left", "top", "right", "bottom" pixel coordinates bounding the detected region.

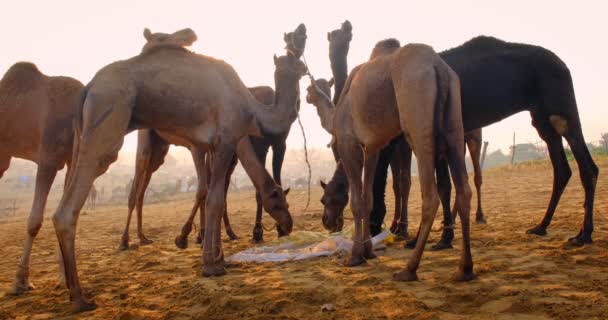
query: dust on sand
[{"left": 0, "top": 157, "right": 607, "bottom": 319}]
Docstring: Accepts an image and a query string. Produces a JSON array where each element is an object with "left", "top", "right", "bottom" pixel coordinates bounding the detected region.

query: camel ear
[
  {"left": 328, "top": 78, "right": 335, "bottom": 87},
  {"left": 320, "top": 181, "right": 327, "bottom": 189},
  {"left": 171, "top": 28, "right": 197, "bottom": 47},
  {"left": 283, "top": 188, "right": 290, "bottom": 196},
  {"left": 342, "top": 20, "right": 352, "bottom": 32},
  {"left": 143, "top": 28, "right": 152, "bottom": 41},
  {"left": 274, "top": 54, "right": 279, "bottom": 65},
  {"left": 327, "top": 32, "right": 331, "bottom": 41}
]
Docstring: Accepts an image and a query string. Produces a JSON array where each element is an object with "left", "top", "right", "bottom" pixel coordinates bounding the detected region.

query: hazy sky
[{"left": 1, "top": 1, "right": 606, "bottom": 154}]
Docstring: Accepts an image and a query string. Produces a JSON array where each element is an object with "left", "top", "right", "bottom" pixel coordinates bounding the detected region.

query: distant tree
[{"left": 601, "top": 133, "right": 608, "bottom": 151}]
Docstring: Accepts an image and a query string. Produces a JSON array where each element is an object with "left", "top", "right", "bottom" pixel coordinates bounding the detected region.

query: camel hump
[
  {"left": 0, "top": 62, "right": 45, "bottom": 92},
  {"left": 141, "top": 27, "right": 198, "bottom": 54},
  {"left": 369, "top": 38, "right": 401, "bottom": 60}
]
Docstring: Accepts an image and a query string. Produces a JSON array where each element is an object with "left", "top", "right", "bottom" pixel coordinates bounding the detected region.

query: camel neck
[
  {"left": 311, "top": 90, "right": 336, "bottom": 135},
  {"left": 250, "top": 73, "right": 301, "bottom": 135},
  {"left": 330, "top": 47, "right": 349, "bottom": 106},
  {"left": 236, "top": 138, "right": 276, "bottom": 194}
]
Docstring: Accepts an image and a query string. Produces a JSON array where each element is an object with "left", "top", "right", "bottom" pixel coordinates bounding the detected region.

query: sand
[{"left": 0, "top": 157, "right": 607, "bottom": 319}]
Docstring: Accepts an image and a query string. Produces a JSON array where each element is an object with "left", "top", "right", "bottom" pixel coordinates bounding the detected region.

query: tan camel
[
  {"left": 0, "top": 62, "right": 84, "bottom": 295},
  {"left": 49, "top": 28, "right": 296, "bottom": 312},
  {"left": 307, "top": 39, "right": 473, "bottom": 281},
  {"left": 123, "top": 24, "right": 307, "bottom": 249}
]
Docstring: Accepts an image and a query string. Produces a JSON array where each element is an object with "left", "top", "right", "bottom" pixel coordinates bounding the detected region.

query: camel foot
[
  {"left": 202, "top": 264, "right": 227, "bottom": 277},
  {"left": 568, "top": 231, "right": 592, "bottom": 246},
  {"left": 174, "top": 235, "right": 188, "bottom": 249},
  {"left": 8, "top": 278, "right": 35, "bottom": 295},
  {"left": 195, "top": 232, "right": 202, "bottom": 245},
  {"left": 393, "top": 269, "right": 418, "bottom": 282},
  {"left": 452, "top": 269, "right": 476, "bottom": 282},
  {"left": 71, "top": 297, "right": 97, "bottom": 314},
  {"left": 342, "top": 254, "right": 366, "bottom": 267},
  {"left": 139, "top": 237, "right": 153, "bottom": 246},
  {"left": 526, "top": 225, "right": 548, "bottom": 236},
  {"left": 404, "top": 238, "right": 417, "bottom": 249},
  {"left": 118, "top": 239, "right": 130, "bottom": 251},
  {"left": 226, "top": 229, "right": 239, "bottom": 241},
  {"left": 430, "top": 240, "right": 454, "bottom": 251},
  {"left": 251, "top": 225, "right": 264, "bottom": 243},
  {"left": 364, "top": 249, "right": 377, "bottom": 260},
  {"left": 390, "top": 222, "right": 408, "bottom": 240}
]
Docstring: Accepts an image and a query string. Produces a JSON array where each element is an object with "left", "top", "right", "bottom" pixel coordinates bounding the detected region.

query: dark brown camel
[
  {"left": 0, "top": 62, "right": 84, "bottom": 296},
  {"left": 407, "top": 36, "right": 598, "bottom": 248},
  {"left": 48, "top": 28, "right": 295, "bottom": 312},
  {"left": 307, "top": 39, "right": 474, "bottom": 281}
]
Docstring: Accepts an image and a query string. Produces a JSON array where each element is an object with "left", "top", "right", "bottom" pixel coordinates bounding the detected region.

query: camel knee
[
  {"left": 52, "top": 211, "right": 75, "bottom": 237},
  {"left": 27, "top": 218, "right": 43, "bottom": 237}
]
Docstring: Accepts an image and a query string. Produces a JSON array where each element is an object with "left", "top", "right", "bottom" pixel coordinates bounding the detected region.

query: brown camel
[
  {"left": 120, "top": 86, "right": 272, "bottom": 250},
  {"left": 0, "top": 62, "right": 84, "bottom": 296},
  {"left": 307, "top": 39, "right": 473, "bottom": 281},
  {"left": 122, "top": 24, "right": 307, "bottom": 250},
  {"left": 49, "top": 27, "right": 295, "bottom": 312},
  {"left": 315, "top": 26, "right": 488, "bottom": 243}
]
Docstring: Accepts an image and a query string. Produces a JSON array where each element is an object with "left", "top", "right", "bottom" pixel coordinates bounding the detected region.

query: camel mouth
[
  {"left": 277, "top": 218, "right": 293, "bottom": 237},
  {"left": 322, "top": 212, "right": 344, "bottom": 233}
]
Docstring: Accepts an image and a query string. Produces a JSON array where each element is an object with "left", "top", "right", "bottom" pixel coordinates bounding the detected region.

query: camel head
[
  {"left": 328, "top": 20, "right": 353, "bottom": 51},
  {"left": 305, "top": 78, "right": 334, "bottom": 107},
  {"left": 262, "top": 186, "right": 293, "bottom": 237},
  {"left": 284, "top": 23, "right": 307, "bottom": 58},
  {"left": 273, "top": 54, "right": 308, "bottom": 83},
  {"left": 306, "top": 78, "right": 334, "bottom": 105},
  {"left": 141, "top": 28, "right": 197, "bottom": 54},
  {"left": 320, "top": 177, "right": 348, "bottom": 233}
]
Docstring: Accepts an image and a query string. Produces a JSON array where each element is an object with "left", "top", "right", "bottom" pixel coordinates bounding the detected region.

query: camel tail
[{"left": 433, "top": 64, "right": 450, "bottom": 156}]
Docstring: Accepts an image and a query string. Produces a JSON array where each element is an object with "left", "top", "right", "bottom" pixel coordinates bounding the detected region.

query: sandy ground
[{"left": 0, "top": 157, "right": 607, "bottom": 320}]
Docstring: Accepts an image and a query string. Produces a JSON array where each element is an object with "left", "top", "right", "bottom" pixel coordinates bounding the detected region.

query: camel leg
[
  {"left": 202, "top": 145, "right": 234, "bottom": 277},
  {"left": 430, "top": 158, "right": 456, "bottom": 251},
  {"left": 361, "top": 151, "right": 380, "bottom": 259},
  {"left": 466, "top": 130, "right": 485, "bottom": 224},
  {"left": 222, "top": 154, "right": 239, "bottom": 240},
  {"left": 175, "top": 148, "right": 207, "bottom": 248},
  {"left": 53, "top": 91, "right": 132, "bottom": 313},
  {"left": 338, "top": 139, "right": 367, "bottom": 266},
  {"left": 564, "top": 129, "right": 598, "bottom": 245},
  {"left": 390, "top": 139, "right": 411, "bottom": 239},
  {"left": 10, "top": 160, "right": 58, "bottom": 295},
  {"left": 137, "top": 136, "right": 168, "bottom": 245},
  {"left": 527, "top": 116, "right": 572, "bottom": 237},
  {"left": 394, "top": 143, "right": 439, "bottom": 281},
  {"left": 197, "top": 154, "right": 212, "bottom": 244},
  {"left": 252, "top": 145, "right": 269, "bottom": 243},
  {"left": 369, "top": 145, "right": 392, "bottom": 236}
]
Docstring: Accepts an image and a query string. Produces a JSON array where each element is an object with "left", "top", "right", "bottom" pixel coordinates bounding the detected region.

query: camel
[
  {"left": 121, "top": 24, "right": 307, "bottom": 250},
  {"left": 87, "top": 184, "right": 97, "bottom": 210},
  {"left": 328, "top": 20, "right": 352, "bottom": 105},
  {"left": 120, "top": 87, "right": 272, "bottom": 250},
  {"left": 307, "top": 39, "right": 474, "bottom": 281},
  {"left": 318, "top": 22, "right": 484, "bottom": 241},
  {"left": 391, "top": 36, "right": 599, "bottom": 247},
  {"left": 48, "top": 27, "right": 296, "bottom": 312},
  {"left": 0, "top": 62, "right": 84, "bottom": 296}
]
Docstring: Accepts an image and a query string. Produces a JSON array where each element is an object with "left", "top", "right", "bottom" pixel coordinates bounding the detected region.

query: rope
[{"left": 288, "top": 36, "right": 314, "bottom": 212}]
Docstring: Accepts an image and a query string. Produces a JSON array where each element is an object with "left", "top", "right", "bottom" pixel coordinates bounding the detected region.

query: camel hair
[
  {"left": 307, "top": 38, "right": 474, "bottom": 281},
  {"left": 0, "top": 62, "right": 84, "bottom": 296},
  {"left": 46, "top": 27, "right": 296, "bottom": 312},
  {"left": 120, "top": 23, "right": 308, "bottom": 250}
]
